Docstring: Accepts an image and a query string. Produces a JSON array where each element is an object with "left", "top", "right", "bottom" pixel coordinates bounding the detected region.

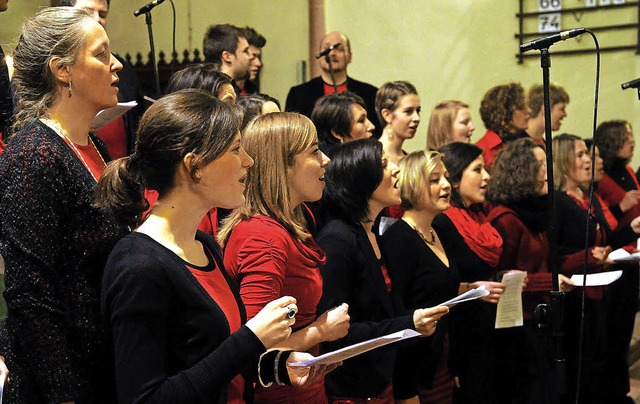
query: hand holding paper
[
  {"left": 607, "top": 247, "right": 640, "bottom": 263},
  {"left": 438, "top": 285, "right": 490, "bottom": 307},
  {"left": 495, "top": 271, "right": 527, "bottom": 329},
  {"left": 570, "top": 270, "right": 622, "bottom": 287},
  {"left": 289, "top": 329, "right": 421, "bottom": 367}
]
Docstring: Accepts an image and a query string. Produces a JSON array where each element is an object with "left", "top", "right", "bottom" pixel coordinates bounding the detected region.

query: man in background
[
  {"left": 237, "top": 26, "right": 266, "bottom": 95},
  {"left": 59, "top": 0, "right": 145, "bottom": 159},
  {"left": 285, "top": 31, "right": 380, "bottom": 138},
  {"left": 526, "top": 83, "right": 569, "bottom": 145},
  {"left": 203, "top": 24, "right": 253, "bottom": 84}
]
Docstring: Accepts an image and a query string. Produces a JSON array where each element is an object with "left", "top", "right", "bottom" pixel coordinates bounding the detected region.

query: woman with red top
[
  {"left": 317, "top": 141, "right": 448, "bottom": 404},
  {"left": 218, "top": 112, "right": 351, "bottom": 404},
  {"left": 431, "top": 142, "right": 506, "bottom": 403},
  {"left": 475, "top": 82, "right": 531, "bottom": 170},
  {"left": 486, "top": 138, "right": 574, "bottom": 403},
  {"left": 96, "top": 90, "right": 332, "bottom": 403},
  {"left": 0, "top": 8, "right": 128, "bottom": 402},
  {"left": 593, "top": 121, "right": 640, "bottom": 403},
  {"left": 552, "top": 134, "right": 640, "bottom": 404},
  {"left": 144, "top": 64, "right": 238, "bottom": 239}
]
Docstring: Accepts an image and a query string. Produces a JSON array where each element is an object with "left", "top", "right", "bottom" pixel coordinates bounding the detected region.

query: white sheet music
[
  {"left": 571, "top": 270, "right": 622, "bottom": 287},
  {"left": 438, "top": 285, "right": 489, "bottom": 307},
  {"left": 289, "top": 329, "right": 420, "bottom": 367}
]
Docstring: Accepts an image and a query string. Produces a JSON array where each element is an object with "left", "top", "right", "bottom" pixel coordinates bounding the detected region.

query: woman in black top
[
  {"left": 316, "top": 139, "right": 448, "bottom": 403},
  {"left": 381, "top": 150, "right": 460, "bottom": 403}
]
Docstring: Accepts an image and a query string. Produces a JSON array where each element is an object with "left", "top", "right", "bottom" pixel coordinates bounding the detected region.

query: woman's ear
[
  {"left": 381, "top": 108, "right": 393, "bottom": 125},
  {"left": 181, "top": 152, "right": 202, "bottom": 182},
  {"left": 330, "top": 129, "right": 344, "bottom": 143},
  {"left": 49, "top": 57, "right": 71, "bottom": 85}
]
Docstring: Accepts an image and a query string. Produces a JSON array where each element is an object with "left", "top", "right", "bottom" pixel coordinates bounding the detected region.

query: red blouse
[{"left": 223, "top": 215, "right": 327, "bottom": 404}]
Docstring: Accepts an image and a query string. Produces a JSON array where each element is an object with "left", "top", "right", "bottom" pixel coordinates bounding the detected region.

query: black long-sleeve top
[{"left": 102, "top": 231, "right": 267, "bottom": 403}]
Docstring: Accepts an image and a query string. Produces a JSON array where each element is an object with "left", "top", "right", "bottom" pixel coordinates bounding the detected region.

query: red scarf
[{"left": 444, "top": 205, "right": 503, "bottom": 267}]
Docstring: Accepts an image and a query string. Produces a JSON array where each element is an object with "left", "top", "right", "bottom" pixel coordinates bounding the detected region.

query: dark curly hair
[
  {"left": 479, "top": 82, "right": 526, "bottom": 138},
  {"left": 486, "top": 138, "right": 545, "bottom": 205},
  {"left": 595, "top": 120, "right": 633, "bottom": 170}
]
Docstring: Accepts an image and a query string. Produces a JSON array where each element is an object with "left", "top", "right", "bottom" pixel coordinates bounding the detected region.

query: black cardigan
[
  {"left": 102, "top": 231, "right": 267, "bottom": 403},
  {"left": 316, "top": 217, "right": 415, "bottom": 399}
]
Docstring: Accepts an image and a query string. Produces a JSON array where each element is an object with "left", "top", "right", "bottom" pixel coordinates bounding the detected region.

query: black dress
[
  {"left": 381, "top": 218, "right": 460, "bottom": 400},
  {"left": 432, "top": 213, "right": 499, "bottom": 404}
]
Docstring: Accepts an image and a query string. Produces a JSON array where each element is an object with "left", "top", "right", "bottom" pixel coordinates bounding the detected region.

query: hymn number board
[{"left": 538, "top": 0, "right": 627, "bottom": 33}]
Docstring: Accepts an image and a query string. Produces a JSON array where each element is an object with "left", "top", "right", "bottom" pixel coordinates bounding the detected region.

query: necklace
[
  {"left": 40, "top": 117, "right": 107, "bottom": 182},
  {"left": 409, "top": 223, "right": 436, "bottom": 246}
]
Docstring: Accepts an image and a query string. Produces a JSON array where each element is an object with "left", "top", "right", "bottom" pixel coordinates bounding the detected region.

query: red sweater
[
  {"left": 487, "top": 205, "right": 552, "bottom": 319},
  {"left": 475, "top": 129, "right": 503, "bottom": 169},
  {"left": 223, "top": 215, "right": 327, "bottom": 404},
  {"left": 598, "top": 165, "right": 640, "bottom": 229}
]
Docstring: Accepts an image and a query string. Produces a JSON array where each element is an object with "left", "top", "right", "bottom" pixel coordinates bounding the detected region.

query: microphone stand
[
  {"left": 324, "top": 53, "right": 338, "bottom": 92},
  {"left": 144, "top": 11, "right": 162, "bottom": 98},
  {"left": 535, "top": 47, "right": 566, "bottom": 402}
]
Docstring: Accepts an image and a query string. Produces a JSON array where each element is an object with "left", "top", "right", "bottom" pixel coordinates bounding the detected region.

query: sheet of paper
[
  {"left": 289, "top": 329, "right": 420, "bottom": 367},
  {"left": 495, "top": 271, "right": 527, "bottom": 329},
  {"left": 571, "top": 270, "right": 622, "bottom": 287},
  {"left": 438, "top": 285, "right": 489, "bottom": 307},
  {"left": 91, "top": 101, "right": 138, "bottom": 131},
  {"left": 608, "top": 247, "right": 640, "bottom": 262}
]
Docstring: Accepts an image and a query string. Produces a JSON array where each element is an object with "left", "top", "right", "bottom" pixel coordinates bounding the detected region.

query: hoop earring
[{"left": 68, "top": 81, "right": 73, "bottom": 98}]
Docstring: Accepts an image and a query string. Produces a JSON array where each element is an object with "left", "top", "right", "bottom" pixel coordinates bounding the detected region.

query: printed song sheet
[
  {"left": 495, "top": 271, "right": 527, "bottom": 329},
  {"left": 289, "top": 329, "right": 420, "bottom": 367}
]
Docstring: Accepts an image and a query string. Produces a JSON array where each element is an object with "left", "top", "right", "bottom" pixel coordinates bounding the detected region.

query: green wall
[{"left": 2, "top": 0, "right": 640, "bottom": 166}]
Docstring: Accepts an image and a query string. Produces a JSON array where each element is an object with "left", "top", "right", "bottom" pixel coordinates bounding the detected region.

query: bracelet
[
  {"left": 274, "top": 351, "right": 284, "bottom": 385},
  {"left": 258, "top": 351, "right": 273, "bottom": 388},
  {"left": 277, "top": 350, "right": 293, "bottom": 385}
]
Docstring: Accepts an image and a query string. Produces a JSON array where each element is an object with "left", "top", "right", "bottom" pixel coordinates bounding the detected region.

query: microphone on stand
[
  {"left": 134, "top": 0, "right": 165, "bottom": 17},
  {"left": 621, "top": 77, "right": 640, "bottom": 90},
  {"left": 520, "top": 28, "right": 587, "bottom": 52},
  {"left": 315, "top": 43, "right": 341, "bottom": 59}
]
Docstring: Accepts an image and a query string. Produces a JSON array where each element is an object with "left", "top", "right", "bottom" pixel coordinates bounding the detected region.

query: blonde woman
[
  {"left": 219, "top": 112, "right": 350, "bottom": 404},
  {"left": 381, "top": 150, "right": 460, "bottom": 403},
  {"left": 426, "top": 100, "right": 475, "bottom": 150}
]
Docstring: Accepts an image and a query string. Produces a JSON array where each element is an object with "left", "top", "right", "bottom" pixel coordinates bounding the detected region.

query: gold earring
[{"left": 68, "top": 81, "right": 73, "bottom": 98}]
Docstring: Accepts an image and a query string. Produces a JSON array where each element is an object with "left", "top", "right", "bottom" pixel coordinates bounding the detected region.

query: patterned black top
[{"left": 0, "top": 119, "right": 127, "bottom": 403}]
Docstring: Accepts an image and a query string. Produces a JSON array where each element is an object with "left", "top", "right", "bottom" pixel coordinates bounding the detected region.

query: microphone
[
  {"left": 133, "top": 0, "right": 165, "bottom": 17},
  {"left": 315, "top": 43, "right": 341, "bottom": 59},
  {"left": 621, "top": 77, "right": 640, "bottom": 90},
  {"left": 520, "top": 28, "right": 587, "bottom": 52}
]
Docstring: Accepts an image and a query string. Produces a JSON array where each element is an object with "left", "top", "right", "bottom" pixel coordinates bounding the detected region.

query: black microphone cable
[
  {"left": 168, "top": 0, "right": 177, "bottom": 67},
  {"left": 575, "top": 28, "right": 600, "bottom": 404}
]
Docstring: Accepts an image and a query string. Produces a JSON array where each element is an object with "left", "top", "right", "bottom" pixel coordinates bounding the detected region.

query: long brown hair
[
  {"left": 218, "top": 112, "right": 318, "bottom": 246},
  {"left": 95, "top": 89, "right": 242, "bottom": 228}
]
